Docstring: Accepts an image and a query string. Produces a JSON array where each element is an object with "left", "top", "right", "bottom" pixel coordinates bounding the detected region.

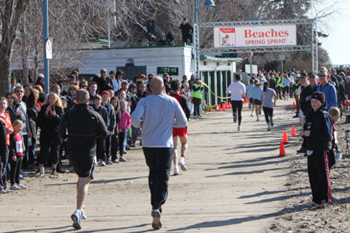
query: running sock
[{"left": 180, "top": 156, "right": 185, "bottom": 164}]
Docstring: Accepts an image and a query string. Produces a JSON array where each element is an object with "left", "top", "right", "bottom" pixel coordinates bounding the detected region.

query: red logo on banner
[{"left": 220, "top": 28, "right": 235, "bottom": 33}]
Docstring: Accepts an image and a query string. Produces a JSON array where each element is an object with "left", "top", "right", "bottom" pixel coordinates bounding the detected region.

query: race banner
[{"left": 214, "top": 24, "right": 296, "bottom": 48}]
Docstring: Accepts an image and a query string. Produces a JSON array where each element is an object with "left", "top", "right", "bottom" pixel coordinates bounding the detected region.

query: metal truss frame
[{"left": 193, "top": 18, "right": 318, "bottom": 77}]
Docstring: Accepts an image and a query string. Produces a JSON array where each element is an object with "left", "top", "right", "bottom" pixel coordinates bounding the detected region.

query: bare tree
[{"left": 0, "top": 0, "right": 28, "bottom": 96}]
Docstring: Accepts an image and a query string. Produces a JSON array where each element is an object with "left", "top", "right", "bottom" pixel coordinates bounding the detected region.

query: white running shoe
[
  {"left": 81, "top": 206, "right": 87, "bottom": 219},
  {"left": 174, "top": 165, "right": 179, "bottom": 176},
  {"left": 98, "top": 160, "right": 106, "bottom": 166},
  {"left": 71, "top": 210, "right": 82, "bottom": 229},
  {"left": 267, "top": 125, "right": 271, "bottom": 131},
  {"left": 178, "top": 162, "right": 187, "bottom": 171},
  {"left": 17, "top": 184, "right": 27, "bottom": 189},
  {"left": 237, "top": 126, "right": 241, "bottom": 131},
  {"left": 151, "top": 209, "right": 162, "bottom": 230}
]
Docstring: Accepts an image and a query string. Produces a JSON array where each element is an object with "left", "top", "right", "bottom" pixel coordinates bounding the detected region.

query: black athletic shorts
[
  {"left": 69, "top": 155, "right": 96, "bottom": 179},
  {"left": 249, "top": 98, "right": 253, "bottom": 103},
  {"left": 253, "top": 99, "right": 262, "bottom": 106}
]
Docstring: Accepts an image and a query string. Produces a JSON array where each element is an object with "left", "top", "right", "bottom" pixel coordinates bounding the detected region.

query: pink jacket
[{"left": 118, "top": 111, "right": 131, "bottom": 130}]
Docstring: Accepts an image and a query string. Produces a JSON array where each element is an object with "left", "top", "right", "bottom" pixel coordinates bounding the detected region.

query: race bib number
[{"left": 16, "top": 141, "right": 23, "bottom": 154}]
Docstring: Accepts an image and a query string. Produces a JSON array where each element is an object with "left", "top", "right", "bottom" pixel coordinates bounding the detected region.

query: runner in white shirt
[{"left": 225, "top": 73, "right": 246, "bottom": 131}]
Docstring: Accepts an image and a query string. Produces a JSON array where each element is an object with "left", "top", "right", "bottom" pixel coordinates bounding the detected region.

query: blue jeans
[{"left": 194, "top": 104, "right": 200, "bottom": 116}]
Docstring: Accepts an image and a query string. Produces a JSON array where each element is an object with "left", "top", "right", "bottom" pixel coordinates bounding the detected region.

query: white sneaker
[
  {"left": 174, "top": 165, "right": 179, "bottom": 176},
  {"left": 237, "top": 126, "right": 241, "bottom": 131},
  {"left": 17, "top": 184, "right": 27, "bottom": 189},
  {"left": 250, "top": 113, "right": 253, "bottom": 117},
  {"left": 178, "top": 162, "right": 187, "bottom": 171},
  {"left": 81, "top": 206, "right": 87, "bottom": 219},
  {"left": 257, "top": 117, "right": 259, "bottom": 121},
  {"left": 98, "top": 160, "right": 106, "bottom": 166},
  {"left": 335, "top": 151, "right": 342, "bottom": 162},
  {"left": 267, "top": 125, "right": 271, "bottom": 131}
]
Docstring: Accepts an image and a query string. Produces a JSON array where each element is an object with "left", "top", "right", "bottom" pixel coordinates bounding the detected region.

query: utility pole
[{"left": 43, "top": 0, "right": 49, "bottom": 94}]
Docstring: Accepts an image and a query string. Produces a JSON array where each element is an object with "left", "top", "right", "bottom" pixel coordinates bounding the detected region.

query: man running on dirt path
[
  {"left": 131, "top": 76, "right": 187, "bottom": 230},
  {"left": 58, "top": 90, "right": 108, "bottom": 230}
]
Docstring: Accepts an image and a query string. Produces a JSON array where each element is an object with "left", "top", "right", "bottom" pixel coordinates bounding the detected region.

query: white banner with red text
[{"left": 213, "top": 24, "right": 296, "bottom": 48}]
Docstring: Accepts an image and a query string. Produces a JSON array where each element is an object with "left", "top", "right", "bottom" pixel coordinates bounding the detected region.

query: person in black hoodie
[
  {"left": 91, "top": 95, "right": 108, "bottom": 166},
  {"left": 37, "top": 93, "right": 64, "bottom": 177},
  {"left": 301, "top": 91, "right": 333, "bottom": 208}
]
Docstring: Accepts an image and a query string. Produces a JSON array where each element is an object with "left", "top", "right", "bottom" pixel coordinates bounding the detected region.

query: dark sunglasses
[
  {"left": 16, "top": 90, "right": 23, "bottom": 93},
  {"left": 318, "top": 75, "right": 326, "bottom": 77}
]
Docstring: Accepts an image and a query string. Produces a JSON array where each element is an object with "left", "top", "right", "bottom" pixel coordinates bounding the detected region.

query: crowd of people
[
  {"left": 1, "top": 64, "right": 349, "bottom": 228},
  {"left": 237, "top": 66, "right": 349, "bottom": 132},
  {"left": 0, "top": 68, "right": 202, "bottom": 194},
  {"left": 227, "top": 65, "right": 348, "bottom": 209}
]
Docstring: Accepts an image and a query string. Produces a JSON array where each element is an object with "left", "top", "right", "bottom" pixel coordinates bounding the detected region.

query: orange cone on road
[
  {"left": 293, "top": 102, "right": 296, "bottom": 108},
  {"left": 283, "top": 130, "right": 289, "bottom": 143},
  {"left": 222, "top": 103, "right": 226, "bottom": 111},
  {"left": 291, "top": 125, "right": 296, "bottom": 136},
  {"left": 242, "top": 99, "right": 245, "bottom": 104},
  {"left": 217, "top": 104, "right": 221, "bottom": 111},
  {"left": 228, "top": 102, "right": 231, "bottom": 108},
  {"left": 225, "top": 102, "right": 228, "bottom": 109},
  {"left": 246, "top": 97, "right": 249, "bottom": 103},
  {"left": 279, "top": 141, "right": 286, "bottom": 156}
]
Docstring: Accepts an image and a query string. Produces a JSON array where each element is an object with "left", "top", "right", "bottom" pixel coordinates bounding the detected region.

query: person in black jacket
[
  {"left": 91, "top": 95, "right": 109, "bottom": 166},
  {"left": 179, "top": 18, "right": 193, "bottom": 45},
  {"left": 109, "top": 97, "right": 121, "bottom": 163},
  {"left": 101, "top": 91, "right": 116, "bottom": 164},
  {"left": 301, "top": 91, "right": 333, "bottom": 208},
  {"left": 37, "top": 93, "right": 64, "bottom": 177},
  {"left": 92, "top": 69, "right": 114, "bottom": 95},
  {"left": 58, "top": 89, "right": 108, "bottom": 230}
]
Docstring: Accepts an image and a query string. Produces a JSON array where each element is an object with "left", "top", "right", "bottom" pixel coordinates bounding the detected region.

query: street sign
[{"left": 45, "top": 38, "right": 52, "bottom": 59}]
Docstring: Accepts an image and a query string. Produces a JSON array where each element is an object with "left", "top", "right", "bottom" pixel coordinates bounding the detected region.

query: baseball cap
[
  {"left": 38, "top": 73, "right": 44, "bottom": 78},
  {"left": 195, "top": 77, "right": 199, "bottom": 80}
]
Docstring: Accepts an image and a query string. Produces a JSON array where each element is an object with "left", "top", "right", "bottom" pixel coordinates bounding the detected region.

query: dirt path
[{"left": 0, "top": 101, "right": 300, "bottom": 233}]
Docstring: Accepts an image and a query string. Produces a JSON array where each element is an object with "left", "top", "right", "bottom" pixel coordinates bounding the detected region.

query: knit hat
[
  {"left": 101, "top": 90, "right": 110, "bottom": 98},
  {"left": 311, "top": 91, "right": 325, "bottom": 104}
]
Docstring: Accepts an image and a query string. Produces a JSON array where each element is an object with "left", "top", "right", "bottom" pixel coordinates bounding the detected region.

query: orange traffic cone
[
  {"left": 225, "top": 102, "right": 228, "bottom": 109},
  {"left": 293, "top": 102, "right": 296, "bottom": 108},
  {"left": 222, "top": 103, "right": 226, "bottom": 111},
  {"left": 217, "top": 104, "right": 221, "bottom": 111},
  {"left": 246, "top": 97, "right": 249, "bottom": 103},
  {"left": 279, "top": 141, "right": 286, "bottom": 156},
  {"left": 291, "top": 125, "right": 296, "bottom": 136},
  {"left": 242, "top": 99, "right": 245, "bottom": 104},
  {"left": 283, "top": 130, "right": 289, "bottom": 143},
  {"left": 228, "top": 102, "right": 231, "bottom": 108}
]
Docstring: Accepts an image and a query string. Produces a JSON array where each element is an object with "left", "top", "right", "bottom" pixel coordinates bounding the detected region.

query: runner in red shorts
[{"left": 170, "top": 79, "right": 190, "bottom": 175}]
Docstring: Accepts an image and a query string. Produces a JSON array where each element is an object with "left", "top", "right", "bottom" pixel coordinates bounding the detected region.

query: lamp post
[
  {"left": 43, "top": 0, "right": 49, "bottom": 94},
  {"left": 193, "top": 0, "right": 215, "bottom": 79}
]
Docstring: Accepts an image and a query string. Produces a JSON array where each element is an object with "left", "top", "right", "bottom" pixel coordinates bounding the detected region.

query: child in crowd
[
  {"left": 110, "top": 97, "right": 120, "bottom": 163},
  {"left": 10, "top": 120, "right": 27, "bottom": 190},
  {"left": 91, "top": 95, "right": 109, "bottom": 166},
  {"left": 328, "top": 107, "right": 341, "bottom": 168},
  {"left": 301, "top": 91, "right": 333, "bottom": 208},
  {"left": 118, "top": 101, "right": 131, "bottom": 162}
]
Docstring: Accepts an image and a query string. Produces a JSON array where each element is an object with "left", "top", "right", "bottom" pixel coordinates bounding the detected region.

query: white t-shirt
[{"left": 226, "top": 82, "right": 246, "bottom": 101}]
